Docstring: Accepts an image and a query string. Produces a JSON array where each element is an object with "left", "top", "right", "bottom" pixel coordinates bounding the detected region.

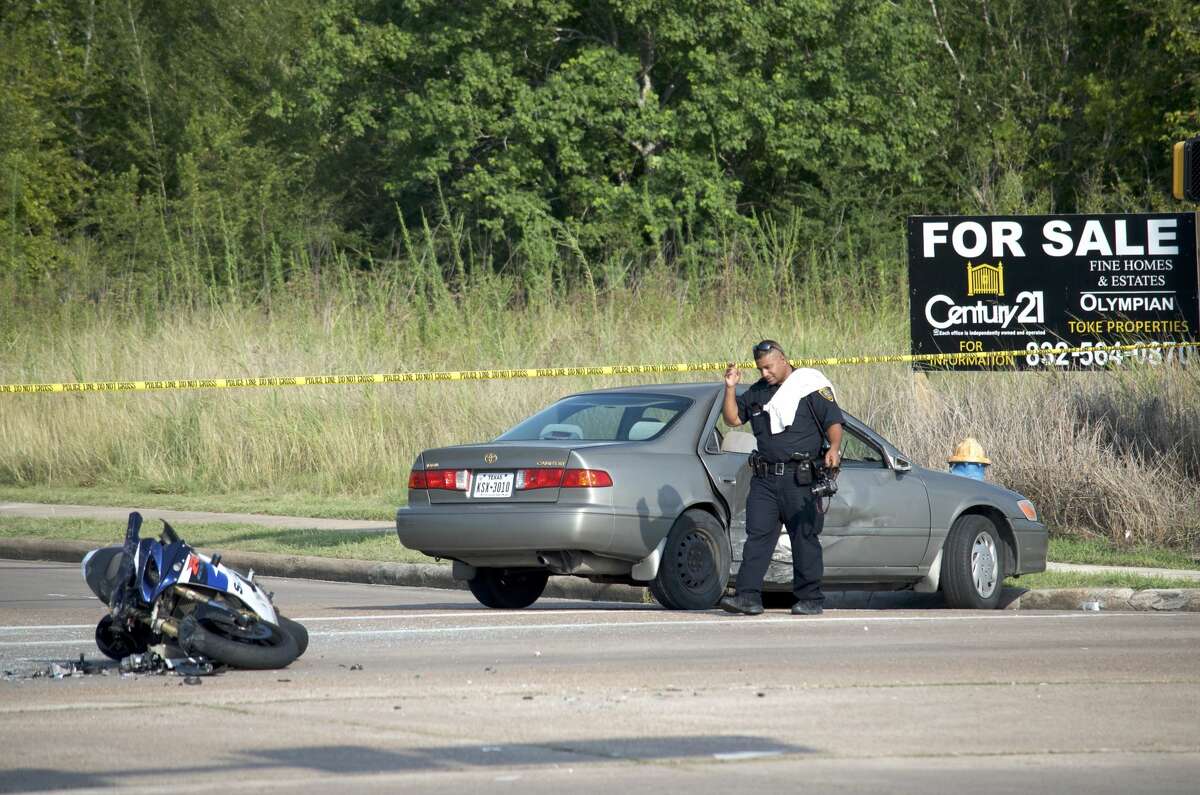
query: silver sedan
[{"left": 395, "top": 383, "right": 1047, "bottom": 610}]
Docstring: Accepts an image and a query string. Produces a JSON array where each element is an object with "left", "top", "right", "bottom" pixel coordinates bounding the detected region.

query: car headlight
[{"left": 1017, "top": 499, "right": 1038, "bottom": 522}]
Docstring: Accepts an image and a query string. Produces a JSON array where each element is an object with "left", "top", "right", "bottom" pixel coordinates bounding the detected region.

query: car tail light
[
  {"left": 562, "top": 468, "right": 612, "bottom": 488},
  {"left": 414, "top": 469, "right": 470, "bottom": 491},
  {"left": 516, "top": 468, "right": 565, "bottom": 490},
  {"left": 513, "top": 467, "right": 613, "bottom": 490}
]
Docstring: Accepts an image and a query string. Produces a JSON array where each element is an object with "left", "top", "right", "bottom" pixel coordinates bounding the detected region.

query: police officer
[{"left": 718, "top": 340, "right": 843, "bottom": 616}]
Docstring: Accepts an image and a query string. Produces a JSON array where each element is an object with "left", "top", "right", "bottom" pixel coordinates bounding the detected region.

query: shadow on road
[{"left": 3, "top": 736, "right": 810, "bottom": 791}]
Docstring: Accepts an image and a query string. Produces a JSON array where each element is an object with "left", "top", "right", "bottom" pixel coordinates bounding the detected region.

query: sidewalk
[{"left": 0, "top": 501, "right": 393, "bottom": 532}]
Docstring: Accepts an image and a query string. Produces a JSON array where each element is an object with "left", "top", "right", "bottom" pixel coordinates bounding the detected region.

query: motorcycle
[{"left": 82, "top": 512, "right": 308, "bottom": 670}]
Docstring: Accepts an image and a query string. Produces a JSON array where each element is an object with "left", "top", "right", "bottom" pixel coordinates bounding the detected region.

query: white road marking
[
  {"left": 0, "top": 610, "right": 1187, "bottom": 647},
  {"left": 295, "top": 608, "right": 658, "bottom": 622},
  {"left": 304, "top": 611, "right": 1184, "bottom": 639},
  {"left": 0, "top": 702, "right": 148, "bottom": 714},
  {"left": 0, "top": 608, "right": 657, "bottom": 634},
  {"left": 713, "top": 750, "right": 785, "bottom": 761},
  {"left": 0, "top": 623, "right": 96, "bottom": 631}
]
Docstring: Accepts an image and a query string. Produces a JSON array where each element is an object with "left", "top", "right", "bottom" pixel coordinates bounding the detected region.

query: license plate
[{"left": 472, "top": 472, "right": 514, "bottom": 498}]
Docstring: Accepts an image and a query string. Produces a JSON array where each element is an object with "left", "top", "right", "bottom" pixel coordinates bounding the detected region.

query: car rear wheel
[
  {"left": 651, "top": 509, "right": 731, "bottom": 610},
  {"left": 941, "top": 514, "right": 1005, "bottom": 609},
  {"left": 468, "top": 568, "right": 549, "bottom": 609},
  {"left": 647, "top": 579, "right": 678, "bottom": 610}
]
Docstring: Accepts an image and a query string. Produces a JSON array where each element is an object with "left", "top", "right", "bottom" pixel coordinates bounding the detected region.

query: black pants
[{"left": 735, "top": 472, "right": 825, "bottom": 601}]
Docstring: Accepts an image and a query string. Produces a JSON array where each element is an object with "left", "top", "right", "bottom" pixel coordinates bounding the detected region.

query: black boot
[
  {"left": 719, "top": 592, "right": 764, "bottom": 616},
  {"left": 791, "top": 599, "right": 824, "bottom": 616}
]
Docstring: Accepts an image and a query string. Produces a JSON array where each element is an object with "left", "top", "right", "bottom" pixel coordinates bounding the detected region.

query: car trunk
[{"left": 419, "top": 443, "right": 591, "bottom": 504}]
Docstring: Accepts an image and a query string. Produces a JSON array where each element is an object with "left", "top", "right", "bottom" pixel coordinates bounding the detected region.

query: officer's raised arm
[{"left": 722, "top": 362, "right": 742, "bottom": 427}]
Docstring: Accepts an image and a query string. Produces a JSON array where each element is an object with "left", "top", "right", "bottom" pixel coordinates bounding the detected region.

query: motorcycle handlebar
[{"left": 109, "top": 512, "right": 143, "bottom": 613}]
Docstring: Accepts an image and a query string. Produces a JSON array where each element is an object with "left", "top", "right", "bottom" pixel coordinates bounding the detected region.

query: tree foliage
[
  {"left": 279, "top": 0, "right": 947, "bottom": 250},
  {"left": 0, "top": 0, "right": 1196, "bottom": 291}
]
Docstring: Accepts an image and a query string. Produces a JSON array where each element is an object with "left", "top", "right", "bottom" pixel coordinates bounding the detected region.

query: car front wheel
[
  {"left": 468, "top": 568, "right": 549, "bottom": 609},
  {"left": 941, "top": 514, "right": 1005, "bottom": 609},
  {"left": 650, "top": 509, "right": 731, "bottom": 610}
]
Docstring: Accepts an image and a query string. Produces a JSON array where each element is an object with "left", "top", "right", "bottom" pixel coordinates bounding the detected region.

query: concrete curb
[
  {"left": 1007, "top": 586, "right": 1200, "bottom": 612},
  {"left": 3, "top": 537, "right": 1198, "bottom": 611}
]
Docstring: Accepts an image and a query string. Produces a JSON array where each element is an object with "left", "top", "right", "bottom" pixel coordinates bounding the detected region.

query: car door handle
[{"left": 720, "top": 477, "right": 737, "bottom": 484}]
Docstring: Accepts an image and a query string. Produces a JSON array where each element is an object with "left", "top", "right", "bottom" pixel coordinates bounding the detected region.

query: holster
[{"left": 793, "top": 463, "right": 814, "bottom": 486}]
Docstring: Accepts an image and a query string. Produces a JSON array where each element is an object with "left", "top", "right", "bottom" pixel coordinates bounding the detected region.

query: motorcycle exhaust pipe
[{"left": 154, "top": 617, "right": 180, "bottom": 639}]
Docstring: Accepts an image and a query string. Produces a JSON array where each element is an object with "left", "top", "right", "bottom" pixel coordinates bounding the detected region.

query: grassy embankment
[{"left": 1, "top": 225, "right": 1198, "bottom": 578}]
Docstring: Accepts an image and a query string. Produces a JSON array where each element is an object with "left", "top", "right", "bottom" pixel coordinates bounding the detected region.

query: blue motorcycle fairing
[
  {"left": 114, "top": 515, "right": 273, "bottom": 622},
  {"left": 135, "top": 537, "right": 190, "bottom": 604}
]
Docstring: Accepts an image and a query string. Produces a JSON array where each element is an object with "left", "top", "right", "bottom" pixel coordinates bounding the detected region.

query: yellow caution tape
[{"left": 1, "top": 341, "right": 1198, "bottom": 395}]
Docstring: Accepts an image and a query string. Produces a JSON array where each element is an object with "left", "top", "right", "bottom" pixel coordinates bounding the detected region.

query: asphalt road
[{"left": 2, "top": 559, "right": 1199, "bottom": 794}]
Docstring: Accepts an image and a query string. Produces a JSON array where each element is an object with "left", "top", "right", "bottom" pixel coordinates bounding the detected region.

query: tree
[
  {"left": 280, "top": 0, "right": 949, "bottom": 255},
  {"left": 928, "top": 0, "right": 1200, "bottom": 212}
]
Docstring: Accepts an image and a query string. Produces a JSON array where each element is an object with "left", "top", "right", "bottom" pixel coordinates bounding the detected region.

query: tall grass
[{"left": 0, "top": 214, "right": 1196, "bottom": 550}]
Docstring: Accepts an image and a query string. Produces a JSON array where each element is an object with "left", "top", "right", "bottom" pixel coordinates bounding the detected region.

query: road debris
[
  {"left": 117, "top": 652, "right": 218, "bottom": 677},
  {"left": 120, "top": 653, "right": 162, "bottom": 674},
  {"left": 32, "top": 655, "right": 114, "bottom": 679},
  {"left": 167, "top": 657, "right": 217, "bottom": 676}
]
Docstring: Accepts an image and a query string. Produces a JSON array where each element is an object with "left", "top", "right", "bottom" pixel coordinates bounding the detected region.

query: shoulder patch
[{"left": 818, "top": 386, "right": 835, "bottom": 401}]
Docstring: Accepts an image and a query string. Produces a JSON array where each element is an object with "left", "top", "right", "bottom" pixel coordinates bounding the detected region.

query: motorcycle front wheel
[
  {"left": 178, "top": 612, "right": 299, "bottom": 670},
  {"left": 94, "top": 614, "right": 153, "bottom": 661}
]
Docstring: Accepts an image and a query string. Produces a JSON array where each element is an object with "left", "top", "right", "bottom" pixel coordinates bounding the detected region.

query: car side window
[{"left": 839, "top": 427, "right": 885, "bottom": 468}]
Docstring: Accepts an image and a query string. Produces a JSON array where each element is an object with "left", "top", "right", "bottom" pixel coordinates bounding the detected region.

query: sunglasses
[{"left": 753, "top": 342, "right": 781, "bottom": 356}]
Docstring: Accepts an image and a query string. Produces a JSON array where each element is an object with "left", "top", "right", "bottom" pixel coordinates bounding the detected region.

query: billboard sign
[{"left": 907, "top": 213, "right": 1199, "bottom": 369}]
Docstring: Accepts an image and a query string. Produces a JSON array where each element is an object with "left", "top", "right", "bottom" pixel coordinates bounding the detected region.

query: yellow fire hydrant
[{"left": 948, "top": 437, "right": 990, "bottom": 480}]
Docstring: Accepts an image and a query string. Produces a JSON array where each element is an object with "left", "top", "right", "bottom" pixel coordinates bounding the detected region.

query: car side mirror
[{"left": 891, "top": 456, "right": 912, "bottom": 472}]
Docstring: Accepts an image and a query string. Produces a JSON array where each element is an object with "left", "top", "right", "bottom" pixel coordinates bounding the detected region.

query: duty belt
[{"left": 750, "top": 458, "right": 805, "bottom": 478}]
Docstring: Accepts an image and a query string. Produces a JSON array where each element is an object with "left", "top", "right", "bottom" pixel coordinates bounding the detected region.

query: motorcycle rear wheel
[{"left": 178, "top": 613, "right": 299, "bottom": 670}]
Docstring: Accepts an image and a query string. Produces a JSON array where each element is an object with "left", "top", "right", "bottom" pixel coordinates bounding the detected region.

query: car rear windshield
[{"left": 496, "top": 393, "right": 694, "bottom": 442}]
